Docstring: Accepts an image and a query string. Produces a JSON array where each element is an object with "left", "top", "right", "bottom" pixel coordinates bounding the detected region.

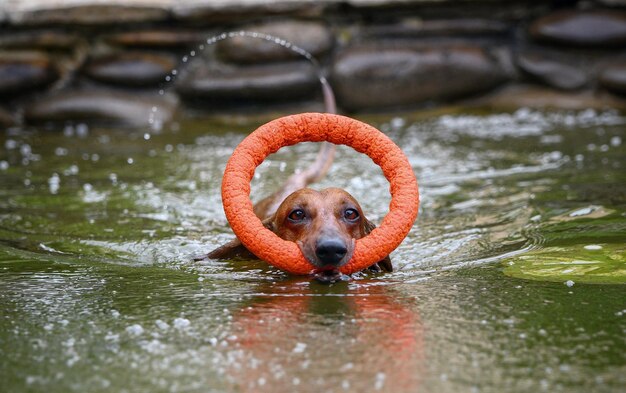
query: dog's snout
[{"left": 315, "top": 238, "right": 348, "bottom": 265}]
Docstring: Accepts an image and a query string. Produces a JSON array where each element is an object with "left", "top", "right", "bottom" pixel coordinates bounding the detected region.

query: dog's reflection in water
[{"left": 217, "top": 282, "right": 424, "bottom": 392}]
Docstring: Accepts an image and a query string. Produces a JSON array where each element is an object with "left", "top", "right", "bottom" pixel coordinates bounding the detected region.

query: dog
[{"left": 205, "top": 80, "right": 392, "bottom": 283}]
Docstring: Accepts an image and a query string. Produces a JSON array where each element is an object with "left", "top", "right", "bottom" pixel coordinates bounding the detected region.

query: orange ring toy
[{"left": 222, "top": 113, "right": 419, "bottom": 275}]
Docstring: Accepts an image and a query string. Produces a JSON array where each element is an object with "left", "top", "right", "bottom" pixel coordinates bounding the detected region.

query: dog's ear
[
  {"left": 363, "top": 218, "right": 393, "bottom": 272},
  {"left": 202, "top": 217, "right": 275, "bottom": 260}
]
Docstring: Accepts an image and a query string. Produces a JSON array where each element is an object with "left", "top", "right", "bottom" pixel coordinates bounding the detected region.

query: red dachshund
[{"left": 206, "top": 81, "right": 391, "bottom": 282}]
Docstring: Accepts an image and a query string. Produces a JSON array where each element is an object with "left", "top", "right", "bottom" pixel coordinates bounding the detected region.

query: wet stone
[
  {"left": 517, "top": 51, "right": 587, "bottom": 90},
  {"left": 11, "top": 5, "right": 169, "bottom": 26},
  {"left": 103, "top": 30, "right": 206, "bottom": 49},
  {"left": 331, "top": 45, "right": 507, "bottom": 111},
  {"left": 599, "top": 61, "right": 626, "bottom": 95},
  {"left": 361, "top": 18, "right": 510, "bottom": 39},
  {"left": 24, "top": 90, "right": 177, "bottom": 127},
  {"left": 215, "top": 21, "right": 334, "bottom": 64},
  {"left": 0, "top": 30, "right": 83, "bottom": 50},
  {"left": 475, "top": 84, "right": 626, "bottom": 111},
  {"left": 83, "top": 52, "right": 177, "bottom": 87},
  {"left": 529, "top": 10, "right": 626, "bottom": 47},
  {"left": 176, "top": 61, "right": 319, "bottom": 103},
  {"left": 172, "top": 1, "right": 325, "bottom": 24},
  {"left": 597, "top": 0, "right": 626, "bottom": 6},
  {"left": 0, "top": 52, "right": 58, "bottom": 96}
]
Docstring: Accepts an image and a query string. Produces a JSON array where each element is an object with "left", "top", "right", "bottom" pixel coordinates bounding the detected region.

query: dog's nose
[{"left": 315, "top": 239, "right": 348, "bottom": 265}]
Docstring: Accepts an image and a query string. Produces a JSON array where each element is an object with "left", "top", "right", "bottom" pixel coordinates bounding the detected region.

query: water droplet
[
  {"left": 76, "top": 123, "right": 89, "bottom": 137},
  {"left": 584, "top": 244, "right": 602, "bottom": 250},
  {"left": 151, "top": 120, "right": 163, "bottom": 132},
  {"left": 391, "top": 117, "right": 405, "bottom": 129},
  {"left": 19, "top": 144, "right": 32, "bottom": 156},
  {"left": 375, "top": 372, "right": 386, "bottom": 390},
  {"left": 48, "top": 173, "right": 60, "bottom": 194},
  {"left": 569, "top": 206, "right": 594, "bottom": 217},
  {"left": 173, "top": 317, "right": 190, "bottom": 329},
  {"left": 63, "top": 125, "right": 74, "bottom": 137},
  {"left": 54, "top": 147, "right": 68, "bottom": 156},
  {"left": 155, "top": 319, "right": 169, "bottom": 330},
  {"left": 125, "top": 324, "right": 144, "bottom": 336},
  {"left": 292, "top": 342, "right": 307, "bottom": 353}
]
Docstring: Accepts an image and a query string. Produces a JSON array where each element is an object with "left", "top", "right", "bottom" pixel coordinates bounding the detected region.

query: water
[{"left": 1, "top": 108, "right": 625, "bottom": 392}]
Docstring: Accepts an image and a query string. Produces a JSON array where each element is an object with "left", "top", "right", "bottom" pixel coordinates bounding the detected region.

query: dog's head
[
  {"left": 267, "top": 188, "right": 387, "bottom": 282},
  {"left": 207, "top": 187, "right": 391, "bottom": 283}
]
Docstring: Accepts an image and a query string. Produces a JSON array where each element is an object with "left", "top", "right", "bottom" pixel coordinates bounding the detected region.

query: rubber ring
[{"left": 221, "top": 113, "right": 419, "bottom": 275}]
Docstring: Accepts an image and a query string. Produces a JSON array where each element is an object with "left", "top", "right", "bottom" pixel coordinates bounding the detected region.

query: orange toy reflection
[{"left": 220, "top": 281, "right": 424, "bottom": 392}]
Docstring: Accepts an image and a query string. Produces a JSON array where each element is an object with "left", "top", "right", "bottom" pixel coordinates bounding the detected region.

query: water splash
[{"left": 149, "top": 30, "right": 334, "bottom": 132}]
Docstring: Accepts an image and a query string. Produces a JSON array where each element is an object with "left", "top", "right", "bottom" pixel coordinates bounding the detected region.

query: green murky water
[{"left": 1, "top": 108, "right": 625, "bottom": 392}]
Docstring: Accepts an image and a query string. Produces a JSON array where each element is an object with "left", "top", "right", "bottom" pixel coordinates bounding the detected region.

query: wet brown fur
[{"left": 207, "top": 188, "right": 392, "bottom": 273}]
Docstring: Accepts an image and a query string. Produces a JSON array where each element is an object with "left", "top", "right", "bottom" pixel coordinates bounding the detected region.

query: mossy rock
[{"left": 502, "top": 243, "right": 626, "bottom": 284}]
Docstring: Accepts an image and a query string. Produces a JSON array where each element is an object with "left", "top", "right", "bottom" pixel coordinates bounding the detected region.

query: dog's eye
[
  {"left": 288, "top": 209, "right": 306, "bottom": 221},
  {"left": 344, "top": 208, "right": 359, "bottom": 221}
]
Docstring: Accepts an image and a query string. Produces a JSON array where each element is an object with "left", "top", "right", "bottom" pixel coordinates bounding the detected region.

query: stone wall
[{"left": 1, "top": 0, "right": 626, "bottom": 128}]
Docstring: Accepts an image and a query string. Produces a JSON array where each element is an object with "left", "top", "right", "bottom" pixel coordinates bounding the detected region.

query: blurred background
[{"left": 1, "top": 0, "right": 625, "bottom": 127}]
